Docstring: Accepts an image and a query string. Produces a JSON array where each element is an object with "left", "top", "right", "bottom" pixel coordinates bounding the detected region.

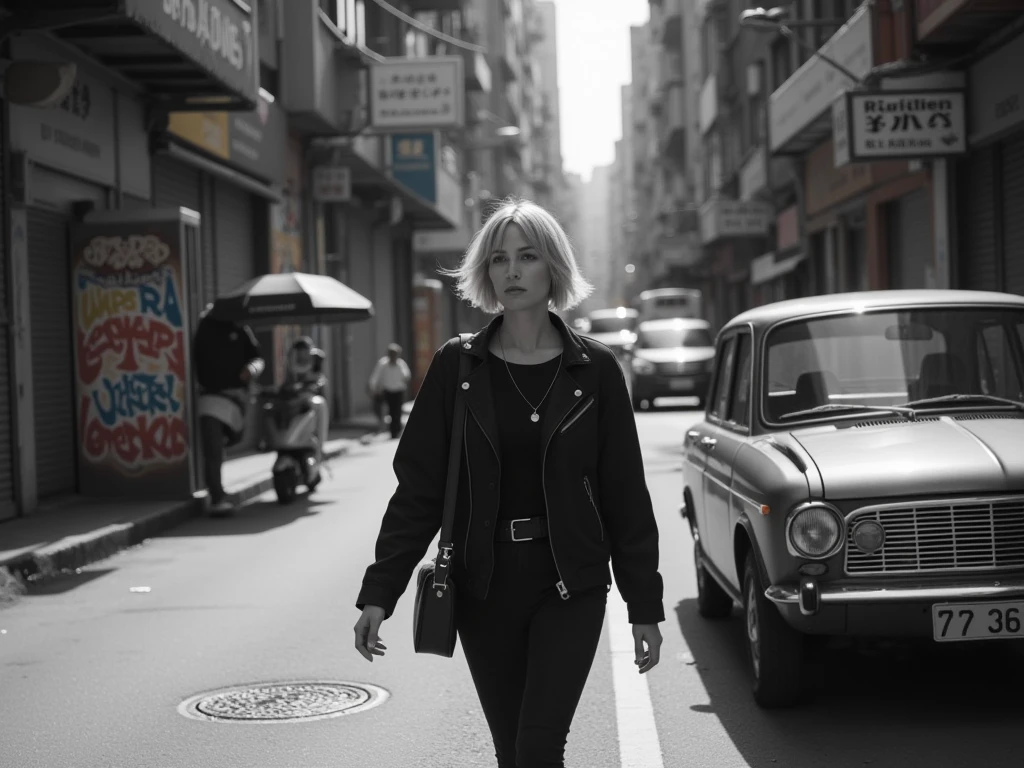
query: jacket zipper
[
  {"left": 544, "top": 404, "right": 581, "bottom": 600},
  {"left": 583, "top": 475, "right": 605, "bottom": 541},
  {"left": 559, "top": 396, "right": 595, "bottom": 434},
  {"left": 462, "top": 415, "right": 473, "bottom": 567},
  {"left": 469, "top": 408, "right": 500, "bottom": 597}
]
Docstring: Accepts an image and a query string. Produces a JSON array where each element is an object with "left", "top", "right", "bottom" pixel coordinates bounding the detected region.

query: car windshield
[
  {"left": 639, "top": 327, "right": 713, "bottom": 349},
  {"left": 588, "top": 316, "right": 635, "bottom": 333},
  {"left": 763, "top": 307, "right": 1024, "bottom": 423}
]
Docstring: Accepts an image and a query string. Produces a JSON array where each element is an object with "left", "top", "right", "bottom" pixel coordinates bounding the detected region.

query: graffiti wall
[{"left": 70, "top": 218, "right": 195, "bottom": 498}]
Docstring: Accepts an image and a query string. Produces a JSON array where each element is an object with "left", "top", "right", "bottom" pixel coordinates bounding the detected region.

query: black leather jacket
[{"left": 356, "top": 313, "right": 665, "bottom": 625}]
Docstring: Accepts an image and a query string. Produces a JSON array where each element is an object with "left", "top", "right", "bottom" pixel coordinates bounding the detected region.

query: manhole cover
[{"left": 178, "top": 681, "right": 389, "bottom": 723}]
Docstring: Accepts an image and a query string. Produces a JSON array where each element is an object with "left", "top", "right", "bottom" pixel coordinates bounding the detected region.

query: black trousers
[
  {"left": 199, "top": 415, "right": 226, "bottom": 503},
  {"left": 382, "top": 390, "right": 405, "bottom": 438},
  {"left": 457, "top": 537, "right": 607, "bottom": 768}
]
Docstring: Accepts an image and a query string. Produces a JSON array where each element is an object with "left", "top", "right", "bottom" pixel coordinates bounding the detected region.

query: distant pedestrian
[
  {"left": 353, "top": 199, "right": 664, "bottom": 767},
  {"left": 368, "top": 343, "right": 411, "bottom": 439},
  {"left": 193, "top": 304, "right": 265, "bottom": 516}
]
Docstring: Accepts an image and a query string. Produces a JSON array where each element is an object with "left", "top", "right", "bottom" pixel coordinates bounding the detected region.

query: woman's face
[{"left": 488, "top": 222, "right": 551, "bottom": 312}]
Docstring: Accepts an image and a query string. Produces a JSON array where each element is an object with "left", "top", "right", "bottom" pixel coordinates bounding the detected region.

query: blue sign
[{"left": 391, "top": 133, "right": 437, "bottom": 204}]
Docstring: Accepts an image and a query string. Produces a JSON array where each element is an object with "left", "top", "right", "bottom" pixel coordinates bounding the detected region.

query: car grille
[
  {"left": 655, "top": 360, "right": 706, "bottom": 376},
  {"left": 845, "top": 496, "right": 1024, "bottom": 576}
]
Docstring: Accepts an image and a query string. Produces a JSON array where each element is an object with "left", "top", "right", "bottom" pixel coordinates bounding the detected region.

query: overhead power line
[{"left": 366, "top": 0, "right": 487, "bottom": 54}]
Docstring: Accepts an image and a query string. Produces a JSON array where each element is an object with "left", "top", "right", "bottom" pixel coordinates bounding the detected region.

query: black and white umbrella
[{"left": 210, "top": 272, "right": 374, "bottom": 326}]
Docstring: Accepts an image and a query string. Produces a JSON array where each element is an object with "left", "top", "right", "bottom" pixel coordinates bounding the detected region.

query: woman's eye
[{"left": 521, "top": 252, "right": 536, "bottom": 260}]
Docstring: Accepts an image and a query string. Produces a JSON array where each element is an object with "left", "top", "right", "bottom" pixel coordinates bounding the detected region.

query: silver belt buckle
[{"left": 509, "top": 517, "right": 532, "bottom": 542}]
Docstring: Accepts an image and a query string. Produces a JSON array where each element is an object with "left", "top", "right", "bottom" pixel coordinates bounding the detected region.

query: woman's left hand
[{"left": 632, "top": 623, "right": 663, "bottom": 674}]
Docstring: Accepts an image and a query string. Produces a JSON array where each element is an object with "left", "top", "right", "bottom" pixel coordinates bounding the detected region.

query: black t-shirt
[
  {"left": 488, "top": 351, "right": 562, "bottom": 521},
  {"left": 193, "top": 314, "right": 261, "bottom": 392}
]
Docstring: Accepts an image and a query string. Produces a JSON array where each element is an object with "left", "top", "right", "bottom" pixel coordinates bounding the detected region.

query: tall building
[
  {"left": 579, "top": 165, "right": 613, "bottom": 313},
  {"left": 626, "top": 22, "right": 660, "bottom": 300},
  {"left": 531, "top": 1, "right": 567, "bottom": 217}
]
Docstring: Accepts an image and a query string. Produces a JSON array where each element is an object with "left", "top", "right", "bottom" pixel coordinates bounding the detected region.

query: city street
[{"left": 2, "top": 408, "right": 1023, "bottom": 768}]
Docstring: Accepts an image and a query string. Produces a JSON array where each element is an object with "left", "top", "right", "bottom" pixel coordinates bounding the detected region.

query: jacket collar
[{"left": 461, "top": 311, "right": 593, "bottom": 367}]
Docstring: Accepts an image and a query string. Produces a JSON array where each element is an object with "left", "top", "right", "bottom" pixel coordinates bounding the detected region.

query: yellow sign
[{"left": 167, "top": 112, "right": 230, "bottom": 160}]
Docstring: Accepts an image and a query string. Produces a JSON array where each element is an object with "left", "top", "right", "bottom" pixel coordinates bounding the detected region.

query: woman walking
[{"left": 354, "top": 199, "right": 664, "bottom": 768}]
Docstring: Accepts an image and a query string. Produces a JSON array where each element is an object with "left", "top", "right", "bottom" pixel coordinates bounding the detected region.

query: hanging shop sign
[
  {"left": 369, "top": 57, "right": 466, "bottom": 130},
  {"left": 699, "top": 198, "right": 773, "bottom": 245},
  {"left": 833, "top": 90, "right": 968, "bottom": 165},
  {"left": 70, "top": 215, "right": 197, "bottom": 499},
  {"left": 390, "top": 133, "right": 438, "bottom": 203},
  {"left": 312, "top": 166, "right": 352, "bottom": 203}
]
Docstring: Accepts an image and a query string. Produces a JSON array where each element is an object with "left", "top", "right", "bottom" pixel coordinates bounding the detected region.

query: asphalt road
[{"left": 2, "top": 407, "right": 1023, "bottom": 768}]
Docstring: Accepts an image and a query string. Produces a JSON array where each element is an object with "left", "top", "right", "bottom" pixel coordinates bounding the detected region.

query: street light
[{"left": 739, "top": 7, "right": 862, "bottom": 85}]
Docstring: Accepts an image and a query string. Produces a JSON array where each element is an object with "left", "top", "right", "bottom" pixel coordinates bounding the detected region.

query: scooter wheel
[{"left": 274, "top": 474, "right": 297, "bottom": 505}]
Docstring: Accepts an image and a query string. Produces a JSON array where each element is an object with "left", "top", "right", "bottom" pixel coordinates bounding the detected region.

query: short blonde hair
[{"left": 443, "top": 198, "right": 593, "bottom": 314}]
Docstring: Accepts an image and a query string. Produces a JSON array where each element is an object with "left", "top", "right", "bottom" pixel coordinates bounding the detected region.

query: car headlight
[
  {"left": 787, "top": 503, "right": 844, "bottom": 559},
  {"left": 631, "top": 357, "right": 656, "bottom": 375}
]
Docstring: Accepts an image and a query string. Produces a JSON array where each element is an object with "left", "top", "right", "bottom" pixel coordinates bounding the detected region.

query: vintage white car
[{"left": 682, "top": 290, "right": 1024, "bottom": 707}]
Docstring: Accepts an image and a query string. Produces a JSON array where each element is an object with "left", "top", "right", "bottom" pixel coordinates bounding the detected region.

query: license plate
[
  {"left": 931, "top": 600, "right": 1024, "bottom": 642},
  {"left": 669, "top": 378, "right": 694, "bottom": 391}
]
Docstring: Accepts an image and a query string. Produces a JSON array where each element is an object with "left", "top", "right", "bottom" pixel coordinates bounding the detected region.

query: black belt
[{"left": 496, "top": 516, "right": 549, "bottom": 542}]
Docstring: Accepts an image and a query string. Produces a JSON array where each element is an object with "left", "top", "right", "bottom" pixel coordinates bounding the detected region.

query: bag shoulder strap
[{"left": 433, "top": 333, "right": 473, "bottom": 589}]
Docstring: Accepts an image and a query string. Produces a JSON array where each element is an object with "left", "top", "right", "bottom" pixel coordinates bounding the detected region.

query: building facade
[{"left": 0, "top": 0, "right": 545, "bottom": 517}]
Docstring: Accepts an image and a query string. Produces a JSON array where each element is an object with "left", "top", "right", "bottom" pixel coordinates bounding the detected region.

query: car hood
[
  {"left": 634, "top": 347, "right": 715, "bottom": 363},
  {"left": 792, "top": 415, "right": 1024, "bottom": 498}
]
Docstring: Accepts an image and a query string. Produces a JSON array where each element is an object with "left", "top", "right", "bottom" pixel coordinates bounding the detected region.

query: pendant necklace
[{"left": 498, "top": 329, "right": 562, "bottom": 423}]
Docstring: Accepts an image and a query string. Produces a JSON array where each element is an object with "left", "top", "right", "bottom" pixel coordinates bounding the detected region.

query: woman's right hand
[{"left": 353, "top": 605, "right": 388, "bottom": 662}]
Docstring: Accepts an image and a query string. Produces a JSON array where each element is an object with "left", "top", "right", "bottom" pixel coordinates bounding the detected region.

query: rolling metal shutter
[
  {"left": 1001, "top": 135, "right": 1024, "bottom": 296},
  {"left": 213, "top": 179, "right": 255, "bottom": 296},
  {"left": 153, "top": 156, "right": 216, "bottom": 306},
  {"left": 28, "top": 208, "right": 77, "bottom": 498},
  {"left": 960, "top": 147, "right": 998, "bottom": 291},
  {"left": 0, "top": 111, "right": 14, "bottom": 519}
]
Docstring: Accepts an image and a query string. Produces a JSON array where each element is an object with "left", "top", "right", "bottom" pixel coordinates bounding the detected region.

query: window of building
[{"left": 771, "top": 36, "right": 792, "bottom": 88}]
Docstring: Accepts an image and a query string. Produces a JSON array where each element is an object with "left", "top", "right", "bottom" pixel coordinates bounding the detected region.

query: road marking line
[{"left": 607, "top": 583, "right": 665, "bottom": 768}]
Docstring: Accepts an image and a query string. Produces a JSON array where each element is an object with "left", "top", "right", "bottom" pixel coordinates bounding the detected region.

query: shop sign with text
[
  {"left": 168, "top": 94, "right": 286, "bottom": 185},
  {"left": 390, "top": 133, "right": 438, "bottom": 203},
  {"left": 834, "top": 90, "right": 967, "bottom": 165},
  {"left": 700, "top": 199, "right": 772, "bottom": 245},
  {"left": 370, "top": 57, "right": 465, "bottom": 130},
  {"left": 70, "top": 217, "right": 195, "bottom": 499},
  {"left": 127, "top": 0, "right": 258, "bottom": 103}
]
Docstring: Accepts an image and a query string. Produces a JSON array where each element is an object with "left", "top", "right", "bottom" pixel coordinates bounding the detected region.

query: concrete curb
[{"left": 0, "top": 442, "right": 354, "bottom": 604}]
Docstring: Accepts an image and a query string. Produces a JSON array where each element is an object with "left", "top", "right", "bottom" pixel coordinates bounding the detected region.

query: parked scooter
[{"left": 260, "top": 339, "right": 329, "bottom": 504}]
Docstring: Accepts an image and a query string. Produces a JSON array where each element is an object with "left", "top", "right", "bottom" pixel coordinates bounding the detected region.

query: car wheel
[
  {"left": 694, "top": 540, "right": 733, "bottom": 619},
  {"left": 743, "top": 553, "right": 805, "bottom": 708}
]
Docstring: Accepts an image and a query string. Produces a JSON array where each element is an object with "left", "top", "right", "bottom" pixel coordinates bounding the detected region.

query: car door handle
[
  {"left": 700, "top": 436, "right": 717, "bottom": 450},
  {"left": 686, "top": 430, "right": 701, "bottom": 443}
]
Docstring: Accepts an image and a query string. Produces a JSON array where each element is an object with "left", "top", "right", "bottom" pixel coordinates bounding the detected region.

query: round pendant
[{"left": 530, "top": 413, "right": 540, "bottom": 423}]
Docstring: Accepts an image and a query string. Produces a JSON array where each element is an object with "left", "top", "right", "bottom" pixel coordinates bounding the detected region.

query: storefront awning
[
  {"left": 750, "top": 252, "right": 806, "bottom": 286},
  {"left": 8, "top": 0, "right": 259, "bottom": 110}
]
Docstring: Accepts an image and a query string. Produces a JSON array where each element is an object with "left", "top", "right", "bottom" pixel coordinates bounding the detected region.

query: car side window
[
  {"left": 710, "top": 337, "right": 737, "bottom": 420},
  {"left": 728, "top": 333, "right": 753, "bottom": 428}
]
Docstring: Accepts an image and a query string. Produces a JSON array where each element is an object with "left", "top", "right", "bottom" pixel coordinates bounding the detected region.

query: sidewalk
[{"left": 0, "top": 424, "right": 379, "bottom": 603}]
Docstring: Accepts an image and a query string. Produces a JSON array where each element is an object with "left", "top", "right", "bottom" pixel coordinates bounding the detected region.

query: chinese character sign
[
  {"left": 70, "top": 219, "right": 195, "bottom": 499},
  {"left": 370, "top": 57, "right": 465, "bottom": 130},
  {"left": 390, "top": 132, "right": 437, "bottom": 204},
  {"left": 847, "top": 90, "right": 967, "bottom": 160}
]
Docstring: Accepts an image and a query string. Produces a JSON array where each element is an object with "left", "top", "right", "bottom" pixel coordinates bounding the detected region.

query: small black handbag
[{"left": 412, "top": 335, "right": 471, "bottom": 657}]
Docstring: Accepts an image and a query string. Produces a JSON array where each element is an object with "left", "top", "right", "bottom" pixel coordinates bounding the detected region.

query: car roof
[
  {"left": 638, "top": 317, "right": 710, "bottom": 331},
  {"left": 588, "top": 307, "right": 638, "bottom": 319},
  {"left": 724, "top": 290, "right": 1024, "bottom": 331}
]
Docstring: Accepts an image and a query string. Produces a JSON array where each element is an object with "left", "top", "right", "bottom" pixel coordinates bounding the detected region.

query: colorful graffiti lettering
[
  {"left": 74, "top": 236, "right": 190, "bottom": 476},
  {"left": 90, "top": 373, "right": 181, "bottom": 427},
  {"left": 79, "top": 395, "right": 188, "bottom": 467}
]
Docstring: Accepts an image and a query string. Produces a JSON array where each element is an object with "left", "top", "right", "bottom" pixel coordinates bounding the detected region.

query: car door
[
  {"left": 684, "top": 336, "right": 734, "bottom": 541},
  {"left": 702, "top": 331, "right": 753, "bottom": 574},
  {"left": 699, "top": 334, "right": 739, "bottom": 570}
]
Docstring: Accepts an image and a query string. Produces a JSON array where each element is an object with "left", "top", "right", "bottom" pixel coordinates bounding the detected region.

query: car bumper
[
  {"left": 632, "top": 372, "right": 711, "bottom": 401},
  {"left": 767, "top": 576, "right": 1024, "bottom": 635}
]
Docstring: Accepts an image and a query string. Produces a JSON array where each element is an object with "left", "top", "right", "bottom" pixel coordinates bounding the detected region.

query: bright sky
[{"left": 551, "top": 0, "right": 651, "bottom": 182}]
